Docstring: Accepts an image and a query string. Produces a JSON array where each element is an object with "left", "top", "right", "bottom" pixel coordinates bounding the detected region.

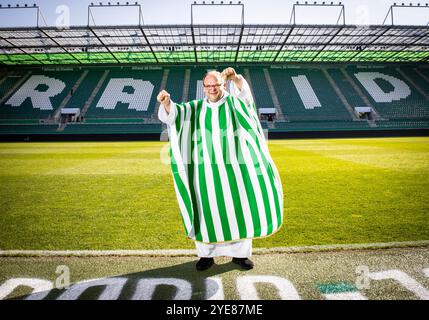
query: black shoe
[
  {"left": 232, "top": 257, "right": 254, "bottom": 270},
  {"left": 196, "top": 258, "right": 214, "bottom": 271}
]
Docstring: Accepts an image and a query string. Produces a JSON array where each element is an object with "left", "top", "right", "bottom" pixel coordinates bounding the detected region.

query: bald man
[{"left": 158, "top": 67, "right": 283, "bottom": 271}]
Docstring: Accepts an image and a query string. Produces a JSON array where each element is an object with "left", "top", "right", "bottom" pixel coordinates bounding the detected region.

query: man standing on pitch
[{"left": 158, "top": 67, "right": 283, "bottom": 271}]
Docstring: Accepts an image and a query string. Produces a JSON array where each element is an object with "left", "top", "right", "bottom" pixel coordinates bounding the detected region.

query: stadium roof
[{"left": 0, "top": 24, "right": 428, "bottom": 65}]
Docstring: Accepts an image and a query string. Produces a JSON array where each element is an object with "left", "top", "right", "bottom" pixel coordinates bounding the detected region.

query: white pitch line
[{"left": 0, "top": 240, "right": 428, "bottom": 257}]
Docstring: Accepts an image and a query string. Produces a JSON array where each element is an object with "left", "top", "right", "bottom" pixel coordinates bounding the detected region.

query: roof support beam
[
  {"left": 273, "top": 26, "right": 294, "bottom": 62},
  {"left": 346, "top": 26, "right": 391, "bottom": 62},
  {"left": 88, "top": 27, "right": 120, "bottom": 63},
  {"left": 235, "top": 25, "right": 244, "bottom": 63},
  {"left": 139, "top": 26, "right": 158, "bottom": 63},
  {"left": 381, "top": 30, "right": 429, "bottom": 62},
  {"left": 0, "top": 35, "right": 44, "bottom": 64},
  {"left": 191, "top": 25, "right": 197, "bottom": 63},
  {"left": 310, "top": 26, "right": 344, "bottom": 62},
  {"left": 38, "top": 28, "right": 82, "bottom": 64}
]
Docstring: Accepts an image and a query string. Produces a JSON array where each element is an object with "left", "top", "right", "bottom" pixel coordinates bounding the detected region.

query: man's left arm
[
  {"left": 221, "top": 68, "right": 254, "bottom": 109},
  {"left": 229, "top": 74, "right": 255, "bottom": 109}
]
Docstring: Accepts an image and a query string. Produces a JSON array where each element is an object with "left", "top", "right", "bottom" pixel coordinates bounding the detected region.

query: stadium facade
[{"left": 0, "top": 3, "right": 428, "bottom": 140}]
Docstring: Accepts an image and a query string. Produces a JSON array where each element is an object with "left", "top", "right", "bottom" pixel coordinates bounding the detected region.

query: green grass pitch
[{"left": 0, "top": 137, "right": 428, "bottom": 250}]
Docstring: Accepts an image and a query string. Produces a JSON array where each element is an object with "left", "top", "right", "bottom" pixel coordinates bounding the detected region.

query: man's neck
[{"left": 208, "top": 92, "right": 225, "bottom": 103}]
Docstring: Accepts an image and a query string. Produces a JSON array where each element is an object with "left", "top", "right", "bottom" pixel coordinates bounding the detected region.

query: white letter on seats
[
  {"left": 96, "top": 78, "right": 154, "bottom": 111},
  {"left": 5, "top": 75, "right": 66, "bottom": 110},
  {"left": 0, "top": 278, "right": 53, "bottom": 300},
  {"left": 291, "top": 75, "right": 321, "bottom": 110},
  {"left": 236, "top": 275, "right": 301, "bottom": 300},
  {"left": 354, "top": 72, "right": 411, "bottom": 103}
]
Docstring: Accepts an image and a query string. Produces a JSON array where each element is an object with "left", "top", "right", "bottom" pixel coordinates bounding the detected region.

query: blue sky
[{"left": 0, "top": 0, "right": 428, "bottom": 27}]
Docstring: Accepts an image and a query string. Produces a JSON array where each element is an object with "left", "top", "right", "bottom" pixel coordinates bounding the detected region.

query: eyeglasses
[{"left": 203, "top": 83, "right": 222, "bottom": 89}]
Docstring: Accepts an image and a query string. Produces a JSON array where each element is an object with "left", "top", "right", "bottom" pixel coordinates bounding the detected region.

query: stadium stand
[
  {"left": 0, "top": 74, "right": 25, "bottom": 101},
  {"left": 63, "top": 69, "right": 105, "bottom": 111},
  {"left": 326, "top": 68, "right": 367, "bottom": 109},
  {"left": 0, "top": 124, "right": 59, "bottom": 134},
  {"left": 0, "top": 64, "right": 428, "bottom": 136},
  {"left": 269, "top": 66, "right": 354, "bottom": 121},
  {"left": 164, "top": 68, "right": 186, "bottom": 103},
  {"left": 62, "top": 122, "right": 162, "bottom": 134},
  {"left": 248, "top": 68, "right": 275, "bottom": 110},
  {"left": 0, "top": 69, "right": 81, "bottom": 120},
  {"left": 189, "top": 67, "right": 209, "bottom": 101},
  {"left": 84, "top": 67, "right": 163, "bottom": 119},
  {"left": 344, "top": 65, "right": 429, "bottom": 120},
  {"left": 0, "top": 1, "right": 428, "bottom": 139}
]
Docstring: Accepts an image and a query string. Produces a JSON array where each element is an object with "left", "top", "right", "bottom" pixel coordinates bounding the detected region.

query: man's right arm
[{"left": 157, "top": 90, "right": 177, "bottom": 126}]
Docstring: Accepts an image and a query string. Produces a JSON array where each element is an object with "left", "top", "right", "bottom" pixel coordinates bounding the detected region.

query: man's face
[{"left": 203, "top": 74, "right": 225, "bottom": 103}]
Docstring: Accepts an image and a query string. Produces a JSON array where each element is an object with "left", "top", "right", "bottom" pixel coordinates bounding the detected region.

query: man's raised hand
[
  {"left": 221, "top": 67, "right": 243, "bottom": 90},
  {"left": 157, "top": 90, "right": 171, "bottom": 113},
  {"left": 221, "top": 67, "right": 238, "bottom": 82}
]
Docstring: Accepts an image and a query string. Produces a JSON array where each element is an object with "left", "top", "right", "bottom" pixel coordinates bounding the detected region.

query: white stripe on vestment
[
  {"left": 173, "top": 180, "right": 192, "bottom": 237},
  {"left": 233, "top": 98, "right": 275, "bottom": 230},
  {"left": 177, "top": 105, "right": 187, "bottom": 164},
  {"left": 244, "top": 106, "right": 280, "bottom": 231},
  {"left": 181, "top": 104, "right": 192, "bottom": 167},
  {"left": 169, "top": 114, "right": 193, "bottom": 234},
  {"left": 233, "top": 98, "right": 284, "bottom": 224},
  {"left": 245, "top": 134, "right": 278, "bottom": 231},
  {"left": 225, "top": 98, "right": 255, "bottom": 238},
  {"left": 251, "top": 115, "right": 284, "bottom": 223},
  {"left": 192, "top": 107, "right": 210, "bottom": 243},
  {"left": 238, "top": 130, "right": 268, "bottom": 236},
  {"left": 200, "top": 103, "right": 225, "bottom": 242},
  {"left": 211, "top": 103, "right": 240, "bottom": 240},
  {"left": 233, "top": 98, "right": 260, "bottom": 135}
]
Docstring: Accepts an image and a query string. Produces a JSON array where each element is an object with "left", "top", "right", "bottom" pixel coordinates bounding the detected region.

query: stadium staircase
[
  {"left": 321, "top": 68, "right": 357, "bottom": 120},
  {"left": 181, "top": 69, "right": 191, "bottom": 102},
  {"left": 263, "top": 68, "right": 287, "bottom": 121},
  {"left": 0, "top": 71, "right": 32, "bottom": 105},
  {"left": 414, "top": 68, "right": 429, "bottom": 85},
  {"left": 80, "top": 69, "right": 110, "bottom": 118},
  {"left": 339, "top": 68, "right": 382, "bottom": 121},
  {"left": 0, "top": 72, "right": 8, "bottom": 88},
  {"left": 152, "top": 68, "right": 170, "bottom": 122},
  {"left": 53, "top": 70, "right": 89, "bottom": 121},
  {"left": 395, "top": 68, "right": 429, "bottom": 100}
]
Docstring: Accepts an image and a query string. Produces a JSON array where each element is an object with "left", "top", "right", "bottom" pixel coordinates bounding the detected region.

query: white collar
[{"left": 205, "top": 91, "right": 229, "bottom": 108}]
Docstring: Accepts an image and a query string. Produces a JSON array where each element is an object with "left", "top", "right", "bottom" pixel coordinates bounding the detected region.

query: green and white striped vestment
[{"left": 158, "top": 79, "right": 283, "bottom": 244}]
